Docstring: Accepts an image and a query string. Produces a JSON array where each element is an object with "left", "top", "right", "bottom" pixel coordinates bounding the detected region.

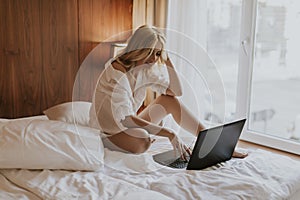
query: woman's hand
[
  {"left": 164, "top": 54, "right": 172, "bottom": 67},
  {"left": 168, "top": 131, "right": 192, "bottom": 161}
]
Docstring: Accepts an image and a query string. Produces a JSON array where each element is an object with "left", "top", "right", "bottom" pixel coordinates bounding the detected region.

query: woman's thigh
[{"left": 138, "top": 100, "right": 169, "bottom": 124}]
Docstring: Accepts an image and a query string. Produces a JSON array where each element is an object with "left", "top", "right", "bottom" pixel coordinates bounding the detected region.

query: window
[
  {"left": 239, "top": 0, "right": 300, "bottom": 154},
  {"left": 167, "top": 0, "right": 300, "bottom": 154}
]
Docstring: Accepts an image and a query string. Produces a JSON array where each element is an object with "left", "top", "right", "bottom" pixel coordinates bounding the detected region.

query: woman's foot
[{"left": 232, "top": 150, "right": 248, "bottom": 158}]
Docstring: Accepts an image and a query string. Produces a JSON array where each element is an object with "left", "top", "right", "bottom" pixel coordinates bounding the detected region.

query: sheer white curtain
[{"left": 166, "top": 0, "right": 226, "bottom": 125}]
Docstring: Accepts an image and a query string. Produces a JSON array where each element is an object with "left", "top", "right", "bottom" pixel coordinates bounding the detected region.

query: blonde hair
[{"left": 116, "top": 25, "right": 167, "bottom": 69}]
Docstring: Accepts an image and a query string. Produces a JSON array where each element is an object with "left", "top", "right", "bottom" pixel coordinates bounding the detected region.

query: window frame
[{"left": 237, "top": 0, "right": 300, "bottom": 155}]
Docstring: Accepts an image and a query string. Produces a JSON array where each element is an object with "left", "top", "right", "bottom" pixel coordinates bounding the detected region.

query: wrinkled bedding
[{"left": 1, "top": 117, "right": 300, "bottom": 200}]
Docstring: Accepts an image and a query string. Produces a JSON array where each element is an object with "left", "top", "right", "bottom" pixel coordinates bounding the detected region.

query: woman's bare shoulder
[{"left": 111, "top": 61, "right": 127, "bottom": 73}]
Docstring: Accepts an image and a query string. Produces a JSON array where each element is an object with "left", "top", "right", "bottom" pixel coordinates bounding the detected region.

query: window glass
[{"left": 249, "top": 0, "right": 300, "bottom": 142}]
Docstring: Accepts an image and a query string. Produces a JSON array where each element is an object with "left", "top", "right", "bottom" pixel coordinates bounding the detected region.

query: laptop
[{"left": 153, "top": 118, "right": 246, "bottom": 170}]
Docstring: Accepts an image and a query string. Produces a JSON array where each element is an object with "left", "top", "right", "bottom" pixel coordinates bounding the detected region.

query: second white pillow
[{"left": 43, "top": 101, "right": 92, "bottom": 127}]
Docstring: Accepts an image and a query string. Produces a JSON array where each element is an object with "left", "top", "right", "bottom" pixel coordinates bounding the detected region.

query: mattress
[{"left": 0, "top": 116, "right": 300, "bottom": 200}]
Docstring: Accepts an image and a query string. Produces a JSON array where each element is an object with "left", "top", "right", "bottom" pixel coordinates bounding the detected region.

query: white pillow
[
  {"left": 0, "top": 118, "right": 104, "bottom": 170},
  {"left": 43, "top": 101, "right": 91, "bottom": 126}
]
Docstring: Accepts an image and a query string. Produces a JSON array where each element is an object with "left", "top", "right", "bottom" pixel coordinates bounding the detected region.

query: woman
[{"left": 89, "top": 25, "right": 247, "bottom": 160}]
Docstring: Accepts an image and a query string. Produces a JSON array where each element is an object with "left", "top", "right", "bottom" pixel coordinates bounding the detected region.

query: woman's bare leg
[
  {"left": 138, "top": 94, "right": 247, "bottom": 158},
  {"left": 105, "top": 128, "right": 152, "bottom": 154},
  {"left": 138, "top": 94, "right": 205, "bottom": 135}
]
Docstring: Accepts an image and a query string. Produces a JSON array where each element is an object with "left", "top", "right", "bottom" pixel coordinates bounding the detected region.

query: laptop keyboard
[{"left": 167, "top": 158, "right": 189, "bottom": 169}]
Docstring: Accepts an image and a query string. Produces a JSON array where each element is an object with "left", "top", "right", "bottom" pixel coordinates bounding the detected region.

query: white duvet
[{"left": 1, "top": 118, "right": 300, "bottom": 200}]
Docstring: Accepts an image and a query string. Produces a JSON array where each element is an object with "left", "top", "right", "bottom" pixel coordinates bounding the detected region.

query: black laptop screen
[{"left": 187, "top": 119, "right": 246, "bottom": 170}]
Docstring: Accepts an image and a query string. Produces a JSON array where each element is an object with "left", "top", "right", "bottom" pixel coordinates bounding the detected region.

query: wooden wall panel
[
  {"left": 0, "top": 0, "right": 133, "bottom": 118},
  {"left": 76, "top": 0, "right": 133, "bottom": 101},
  {"left": 74, "top": 42, "right": 113, "bottom": 101},
  {"left": 13, "top": 0, "right": 42, "bottom": 117},
  {"left": 40, "top": 0, "right": 78, "bottom": 110},
  {"left": 0, "top": 0, "right": 42, "bottom": 118},
  {"left": 0, "top": 0, "right": 14, "bottom": 118}
]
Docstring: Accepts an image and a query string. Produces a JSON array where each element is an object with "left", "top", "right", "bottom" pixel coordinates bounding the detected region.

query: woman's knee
[
  {"left": 157, "top": 94, "right": 178, "bottom": 101},
  {"left": 154, "top": 95, "right": 182, "bottom": 118},
  {"left": 124, "top": 128, "right": 151, "bottom": 154}
]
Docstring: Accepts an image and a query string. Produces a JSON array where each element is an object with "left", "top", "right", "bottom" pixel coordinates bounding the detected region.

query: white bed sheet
[
  {"left": 0, "top": 172, "right": 41, "bottom": 200},
  {"left": 1, "top": 117, "right": 300, "bottom": 200},
  {"left": 290, "top": 189, "right": 300, "bottom": 200}
]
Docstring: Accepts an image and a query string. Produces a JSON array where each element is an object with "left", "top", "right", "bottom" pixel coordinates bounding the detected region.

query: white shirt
[{"left": 89, "top": 59, "right": 170, "bottom": 135}]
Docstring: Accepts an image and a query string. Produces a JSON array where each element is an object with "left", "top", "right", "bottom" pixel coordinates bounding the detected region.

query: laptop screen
[{"left": 187, "top": 119, "right": 246, "bottom": 170}]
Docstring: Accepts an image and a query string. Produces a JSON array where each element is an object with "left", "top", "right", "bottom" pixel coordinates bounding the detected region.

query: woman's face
[{"left": 136, "top": 42, "right": 162, "bottom": 66}]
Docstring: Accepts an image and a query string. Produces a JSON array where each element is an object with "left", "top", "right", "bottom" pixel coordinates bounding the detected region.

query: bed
[{"left": 1, "top": 102, "right": 300, "bottom": 200}]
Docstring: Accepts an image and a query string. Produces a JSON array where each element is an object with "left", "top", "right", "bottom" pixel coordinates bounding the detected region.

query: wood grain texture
[
  {"left": 0, "top": 0, "right": 14, "bottom": 118},
  {"left": 40, "top": 0, "right": 79, "bottom": 111},
  {"left": 13, "top": 0, "right": 43, "bottom": 117},
  {"left": 77, "top": 0, "right": 133, "bottom": 101},
  {"left": 0, "top": 0, "right": 42, "bottom": 118},
  {"left": 0, "top": 0, "right": 133, "bottom": 118}
]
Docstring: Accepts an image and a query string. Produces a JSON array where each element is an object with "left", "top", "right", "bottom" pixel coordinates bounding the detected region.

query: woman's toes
[{"left": 232, "top": 151, "right": 248, "bottom": 158}]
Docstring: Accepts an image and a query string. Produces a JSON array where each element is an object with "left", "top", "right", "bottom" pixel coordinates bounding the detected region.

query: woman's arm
[{"left": 165, "top": 58, "right": 183, "bottom": 97}]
